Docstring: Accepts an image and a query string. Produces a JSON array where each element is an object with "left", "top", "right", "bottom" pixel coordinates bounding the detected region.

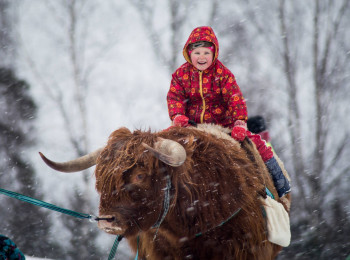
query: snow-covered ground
[{"left": 26, "top": 257, "right": 50, "bottom": 260}]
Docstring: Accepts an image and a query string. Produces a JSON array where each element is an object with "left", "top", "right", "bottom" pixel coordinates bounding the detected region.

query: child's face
[{"left": 190, "top": 47, "right": 213, "bottom": 71}]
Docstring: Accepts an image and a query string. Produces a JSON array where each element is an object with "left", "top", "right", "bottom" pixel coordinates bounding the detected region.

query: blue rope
[
  {"left": 0, "top": 188, "right": 124, "bottom": 259},
  {"left": 265, "top": 187, "right": 275, "bottom": 199},
  {"left": 108, "top": 235, "right": 123, "bottom": 260},
  {"left": 135, "top": 236, "right": 139, "bottom": 260},
  {"left": 108, "top": 235, "right": 139, "bottom": 260},
  {"left": 0, "top": 188, "right": 94, "bottom": 220}
]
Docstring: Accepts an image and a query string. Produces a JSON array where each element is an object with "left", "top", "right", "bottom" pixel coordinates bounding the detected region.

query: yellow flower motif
[
  {"left": 222, "top": 88, "right": 227, "bottom": 94},
  {"left": 215, "top": 108, "right": 222, "bottom": 114},
  {"left": 233, "top": 96, "right": 240, "bottom": 102},
  {"left": 203, "top": 88, "right": 208, "bottom": 94},
  {"left": 203, "top": 78, "right": 209, "bottom": 84},
  {"left": 217, "top": 68, "right": 223, "bottom": 74},
  {"left": 204, "top": 114, "right": 211, "bottom": 120},
  {"left": 216, "top": 88, "right": 220, "bottom": 94},
  {"left": 228, "top": 77, "right": 234, "bottom": 83},
  {"left": 191, "top": 88, "right": 196, "bottom": 94},
  {"left": 183, "top": 74, "right": 189, "bottom": 80},
  {"left": 176, "top": 102, "right": 182, "bottom": 108},
  {"left": 170, "top": 87, "right": 176, "bottom": 92}
]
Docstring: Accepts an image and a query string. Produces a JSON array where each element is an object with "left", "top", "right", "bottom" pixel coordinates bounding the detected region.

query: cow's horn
[
  {"left": 142, "top": 138, "right": 186, "bottom": 167},
  {"left": 39, "top": 148, "right": 103, "bottom": 173}
]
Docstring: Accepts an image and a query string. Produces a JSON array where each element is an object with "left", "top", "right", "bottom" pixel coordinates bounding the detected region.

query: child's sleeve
[
  {"left": 167, "top": 72, "right": 187, "bottom": 120},
  {"left": 221, "top": 70, "right": 248, "bottom": 128}
]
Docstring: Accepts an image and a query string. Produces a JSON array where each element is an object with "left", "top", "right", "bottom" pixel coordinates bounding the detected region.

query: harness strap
[
  {"left": 152, "top": 175, "right": 171, "bottom": 240},
  {"left": 195, "top": 207, "right": 241, "bottom": 237}
]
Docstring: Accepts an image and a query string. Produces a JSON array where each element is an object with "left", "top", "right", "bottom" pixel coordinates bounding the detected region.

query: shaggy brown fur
[{"left": 95, "top": 125, "right": 291, "bottom": 260}]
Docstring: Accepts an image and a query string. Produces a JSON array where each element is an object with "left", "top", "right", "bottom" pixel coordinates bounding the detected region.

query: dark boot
[{"left": 265, "top": 156, "right": 291, "bottom": 197}]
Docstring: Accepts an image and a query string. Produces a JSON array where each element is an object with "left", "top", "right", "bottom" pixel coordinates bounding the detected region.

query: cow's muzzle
[{"left": 97, "top": 215, "right": 124, "bottom": 234}]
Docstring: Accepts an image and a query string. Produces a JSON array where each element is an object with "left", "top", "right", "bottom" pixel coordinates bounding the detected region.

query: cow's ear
[
  {"left": 177, "top": 135, "right": 196, "bottom": 146},
  {"left": 107, "top": 127, "right": 132, "bottom": 147}
]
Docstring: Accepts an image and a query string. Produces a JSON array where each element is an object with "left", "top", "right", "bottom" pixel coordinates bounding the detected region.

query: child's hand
[
  {"left": 231, "top": 120, "right": 247, "bottom": 142},
  {"left": 173, "top": 115, "right": 190, "bottom": 127}
]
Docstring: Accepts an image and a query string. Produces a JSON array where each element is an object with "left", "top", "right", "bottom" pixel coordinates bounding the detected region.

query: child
[
  {"left": 247, "top": 115, "right": 274, "bottom": 152},
  {"left": 167, "top": 26, "right": 290, "bottom": 198}
]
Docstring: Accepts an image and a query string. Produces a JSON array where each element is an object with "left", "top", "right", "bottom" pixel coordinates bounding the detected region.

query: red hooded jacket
[{"left": 167, "top": 26, "right": 248, "bottom": 129}]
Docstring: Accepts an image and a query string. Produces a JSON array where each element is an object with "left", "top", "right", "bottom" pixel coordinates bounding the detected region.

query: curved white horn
[
  {"left": 142, "top": 138, "right": 186, "bottom": 167},
  {"left": 39, "top": 148, "right": 103, "bottom": 173}
]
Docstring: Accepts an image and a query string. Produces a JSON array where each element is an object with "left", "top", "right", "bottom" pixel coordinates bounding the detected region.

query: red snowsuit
[
  {"left": 166, "top": 26, "right": 290, "bottom": 198},
  {"left": 167, "top": 26, "right": 248, "bottom": 129}
]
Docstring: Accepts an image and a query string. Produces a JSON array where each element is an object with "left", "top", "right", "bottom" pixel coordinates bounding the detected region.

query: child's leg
[
  {"left": 265, "top": 157, "right": 291, "bottom": 197},
  {"left": 247, "top": 131, "right": 291, "bottom": 197}
]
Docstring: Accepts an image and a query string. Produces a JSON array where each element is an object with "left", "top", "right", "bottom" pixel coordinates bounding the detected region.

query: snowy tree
[
  {"left": 7, "top": 0, "right": 350, "bottom": 258},
  {"left": 236, "top": 0, "right": 350, "bottom": 258},
  {"left": 0, "top": 68, "right": 63, "bottom": 258},
  {"left": 129, "top": 0, "right": 228, "bottom": 73},
  {"left": 1, "top": 0, "right": 63, "bottom": 257},
  {"left": 0, "top": 0, "right": 15, "bottom": 68},
  {"left": 15, "top": 1, "right": 128, "bottom": 258}
]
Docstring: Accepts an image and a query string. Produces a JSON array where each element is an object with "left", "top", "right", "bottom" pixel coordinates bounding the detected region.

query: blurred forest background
[{"left": 1, "top": 0, "right": 349, "bottom": 259}]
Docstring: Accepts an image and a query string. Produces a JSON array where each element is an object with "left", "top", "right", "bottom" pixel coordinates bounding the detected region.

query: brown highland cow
[{"left": 40, "top": 124, "right": 291, "bottom": 260}]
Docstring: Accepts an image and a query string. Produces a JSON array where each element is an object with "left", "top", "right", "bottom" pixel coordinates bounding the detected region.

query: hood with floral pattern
[{"left": 183, "top": 26, "right": 219, "bottom": 66}]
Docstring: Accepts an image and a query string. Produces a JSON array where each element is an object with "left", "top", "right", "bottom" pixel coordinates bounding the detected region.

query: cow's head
[{"left": 39, "top": 127, "right": 187, "bottom": 237}]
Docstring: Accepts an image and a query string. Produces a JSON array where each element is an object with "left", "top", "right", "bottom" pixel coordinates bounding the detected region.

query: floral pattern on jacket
[{"left": 167, "top": 26, "right": 247, "bottom": 129}]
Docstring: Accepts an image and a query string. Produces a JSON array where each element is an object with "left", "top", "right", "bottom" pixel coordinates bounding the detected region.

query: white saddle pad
[{"left": 262, "top": 196, "right": 291, "bottom": 247}]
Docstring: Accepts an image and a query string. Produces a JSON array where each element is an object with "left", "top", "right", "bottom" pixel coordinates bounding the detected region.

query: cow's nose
[
  {"left": 97, "top": 215, "right": 115, "bottom": 229},
  {"left": 95, "top": 216, "right": 115, "bottom": 222}
]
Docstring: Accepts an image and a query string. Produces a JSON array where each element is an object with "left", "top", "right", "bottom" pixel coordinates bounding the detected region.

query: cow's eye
[
  {"left": 136, "top": 174, "right": 145, "bottom": 180},
  {"left": 131, "top": 173, "right": 146, "bottom": 183}
]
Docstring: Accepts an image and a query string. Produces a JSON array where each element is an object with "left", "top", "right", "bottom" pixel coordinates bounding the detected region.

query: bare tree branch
[
  {"left": 319, "top": 0, "right": 350, "bottom": 79},
  {"left": 326, "top": 165, "right": 350, "bottom": 193},
  {"left": 20, "top": 43, "right": 86, "bottom": 156},
  {"left": 325, "top": 133, "right": 350, "bottom": 175},
  {"left": 130, "top": 0, "right": 193, "bottom": 72},
  {"left": 278, "top": 0, "right": 307, "bottom": 186}
]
